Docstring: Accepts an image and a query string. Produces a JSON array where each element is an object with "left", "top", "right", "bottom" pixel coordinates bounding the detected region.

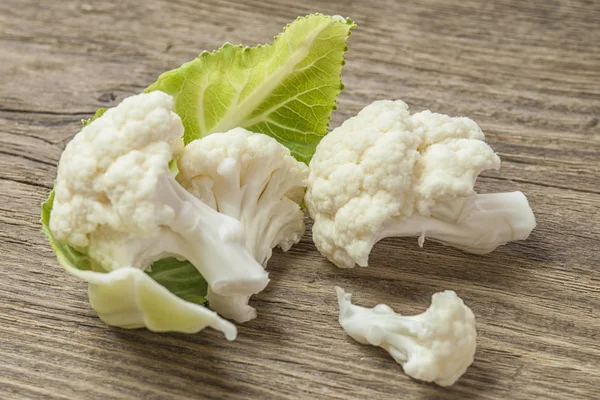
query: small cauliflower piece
[
  {"left": 50, "top": 91, "right": 268, "bottom": 299},
  {"left": 178, "top": 128, "right": 309, "bottom": 322},
  {"left": 306, "top": 100, "right": 536, "bottom": 268},
  {"left": 335, "top": 287, "right": 476, "bottom": 386}
]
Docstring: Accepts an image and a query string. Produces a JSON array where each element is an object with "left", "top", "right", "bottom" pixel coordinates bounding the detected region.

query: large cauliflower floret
[
  {"left": 306, "top": 100, "right": 535, "bottom": 268},
  {"left": 178, "top": 128, "right": 309, "bottom": 322},
  {"left": 179, "top": 128, "right": 309, "bottom": 266},
  {"left": 51, "top": 91, "right": 184, "bottom": 247},
  {"left": 50, "top": 91, "right": 269, "bottom": 299},
  {"left": 335, "top": 287, "right": 477, "bottom": 386}
]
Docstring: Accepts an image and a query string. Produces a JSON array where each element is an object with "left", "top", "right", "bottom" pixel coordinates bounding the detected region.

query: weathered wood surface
[{"left": 1, "top": 0, "right": 599, "bottom": 399}]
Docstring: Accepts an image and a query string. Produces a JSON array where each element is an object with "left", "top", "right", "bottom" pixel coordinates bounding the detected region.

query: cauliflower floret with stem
[
  {"left": 50, "top": 91, "right": 269, "bottom": 298},
  {"left": 335, "top": 287, "right": 477, "bottom": 386},
  {"left": 306, "top": 100, "right": 536, "bottom": 268},
  {"left": 177, "top": 128, "right": 309, "bottom": 322}
]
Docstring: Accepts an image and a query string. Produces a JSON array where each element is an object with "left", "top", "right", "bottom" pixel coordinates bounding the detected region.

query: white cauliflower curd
[{"left": 306, "top": 100, "right": 536, "bottom": 268}]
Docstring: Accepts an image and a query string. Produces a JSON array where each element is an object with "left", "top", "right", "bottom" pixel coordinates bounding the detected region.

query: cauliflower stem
[
  {"left": 375, "top": 191, "right": 536, "bottom": 257},
  {"left": 152, "top": 173, "right": 271, "bottom": 295},
  {"left": 178, "top": 128, "right": 308, "bottom": 322}
]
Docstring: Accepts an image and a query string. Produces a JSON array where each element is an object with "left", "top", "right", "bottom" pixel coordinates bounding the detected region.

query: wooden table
[{"left": 1, "top": 1, "right": 598, "bottom": 399}]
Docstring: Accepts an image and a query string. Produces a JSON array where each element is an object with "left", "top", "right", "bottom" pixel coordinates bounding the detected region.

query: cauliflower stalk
[
  {"left": 335, "top": 287, "right": 476, "bottom": 386},
  {"left": 306, "top": 100, "right": 536, "bottom": 268},
  {"left": 178, "top": 128, "right": 309, "bottom": 322}
]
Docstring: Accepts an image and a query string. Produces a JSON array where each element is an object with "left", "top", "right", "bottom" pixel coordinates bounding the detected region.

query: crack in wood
[
  {"left": 486, "top": 175, "right": 600, "bottom": 195},
  {"left": 0, "top": 149, "right": 58, "bottom": 168},
  {"left": 0, "top": 108, "right": 95, "bottom": 117},
  {"left": 1, "top": 130, "right": 60, "bottom": 146},
  {"left": 0, "top": 176, "right": 52, "bottom": 190},
  {"left": 1, "top": 0, "right": 599, "bottom": 398}
]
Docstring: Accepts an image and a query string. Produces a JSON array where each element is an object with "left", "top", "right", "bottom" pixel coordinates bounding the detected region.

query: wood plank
[{"left": 1, "top": 0, "right": 598, "bottom": 399}]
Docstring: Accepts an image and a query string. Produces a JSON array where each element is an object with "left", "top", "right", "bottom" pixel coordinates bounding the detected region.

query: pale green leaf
[
  {"left": 145, "top": 258, "right": 208, "bottom": 306},
  {"left": 73, "top": 266, "right": 235, "bottom": 339},
  {"left": 145, "top": 14, "right": 355, "bottom": 163},
  {"left": 81, "top": 108, "right": 107, "bottom": 127}
]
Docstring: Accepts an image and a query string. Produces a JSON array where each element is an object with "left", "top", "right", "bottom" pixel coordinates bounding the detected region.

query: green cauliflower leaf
[{"left": 146, "top": 14, "right": 354, "bottom": 163}]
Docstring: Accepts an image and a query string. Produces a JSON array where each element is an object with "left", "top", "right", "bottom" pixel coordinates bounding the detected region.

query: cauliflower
[
  {"left": 177, "top": 128, "right": 309, "bottom": 322},
  {"left": 50, "top": 91, "right": 269, "bottom": 302},
  {"left": 306, "top": 100, "right": 536, "bottom": 268},
  {"left": 335, "top": 287, "right": 476, "bottom": 386}
]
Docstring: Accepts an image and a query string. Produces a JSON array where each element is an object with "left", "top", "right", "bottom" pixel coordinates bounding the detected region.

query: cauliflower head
[
  {"left": 178, "top": 127, "right": 309, "bottom": 266},
  {"left": 50, "top": 91, "right": 184, "bottom": 248},
  {"left": 396, "top": 290, "right": 477, "bottom": 386},
  {"left": 177, "top": 128, "right": 309, "bottom": 322},
  {"left": 307, "top": 100, "right": 534, "bottom": 268}
]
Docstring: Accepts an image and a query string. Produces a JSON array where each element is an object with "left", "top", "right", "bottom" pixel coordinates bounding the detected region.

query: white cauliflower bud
[
  {"left": 50, "top": 91, "right": 269, "bottom": 300},
  {"left": 335, "top": 287, "right": 477, "bottom": 386},
  {"left": 306, "top": 100, "right": 536, "bottom": 268},
  {"left": 178, "top": 128, "right": 309, "bottom": 322},
  {"left": 51, "top": 92, "right": 183, "bottom": 246}
]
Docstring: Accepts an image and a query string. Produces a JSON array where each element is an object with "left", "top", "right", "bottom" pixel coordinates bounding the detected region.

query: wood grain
[{"left": 1, "top": 0, "right": 599, "bottom": 399}]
